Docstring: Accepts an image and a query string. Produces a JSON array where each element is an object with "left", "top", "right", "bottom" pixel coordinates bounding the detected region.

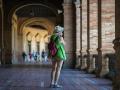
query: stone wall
[
  {"left": 81, "top": 0, "right": 115, "bottom": 76},
  {"left": 82, "top": 0, "right": 87, "bottom": 54}
]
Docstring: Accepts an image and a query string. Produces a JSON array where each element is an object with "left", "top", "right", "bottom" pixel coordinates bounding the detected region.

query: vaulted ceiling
[
  {"left": 3, "top": 0, "right": 63, "bottom": 13},
  {"left": 15, "top": 4, "right": 57, "bottom": 17},
  {"left": 2, "top": 0, "right": 64, "bottom": 28}
]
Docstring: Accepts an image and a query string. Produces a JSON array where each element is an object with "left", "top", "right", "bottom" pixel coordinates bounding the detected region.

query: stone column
[
  {"left": 113, "top": 0, "right": 120, "bottom": 89},
  {"left": 97, "top": 0, "right": 110, "bottom": 77},
  {"left": 3, "top": 3, "right": 12, "bottom": 64},
  {"left": 81, "top": 0, "right": 88, "bottom": 70},
  {"left": 86, "top": 0, "right": 91, "bottom": 72},
  {"left": 80, "top": 0, "right": 83, "bottom": 69},
  {"left": 96, "top": 0, "right": 102, "bottom": 77},
  {"left": 75, "top": 1, "right": 80, "bottom": 68},
  {"left": 99, "top": 0, "right": 114, "bottom": 77},
  {"left": 63, "top": 0, "right": 76, "bottom": 68},
  {"left": 89, "top": 0, "right": 98, "bottom": 73},
  {"left": 12, "top": 14, "right": 18, "bottom": 64}
]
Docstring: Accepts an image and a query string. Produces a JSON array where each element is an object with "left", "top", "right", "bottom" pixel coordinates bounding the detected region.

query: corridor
[
  {"left": 1, "top": 0, "right": 120, "bottom": 89},
  {"left": 0, "top": 67, "right": 112, "bottom": 90}
]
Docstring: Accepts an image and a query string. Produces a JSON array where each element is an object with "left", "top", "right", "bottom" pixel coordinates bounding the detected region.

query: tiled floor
[{"left": 0, "top": 67, "right": 112, "bottom": 90}]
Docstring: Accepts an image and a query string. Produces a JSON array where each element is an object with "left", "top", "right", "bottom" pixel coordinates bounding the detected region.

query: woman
[{"left": 49, "top": 25, "right": 66, "bottom": 88}]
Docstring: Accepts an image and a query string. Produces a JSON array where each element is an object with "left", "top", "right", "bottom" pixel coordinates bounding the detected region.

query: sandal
[{"left": 54, "top": 84, "right": 63, "bottom": 88}]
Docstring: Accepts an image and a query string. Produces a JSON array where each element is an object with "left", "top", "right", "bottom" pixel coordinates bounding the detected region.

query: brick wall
[
  {"left": 90, "top": 0, "right": 98, "bottom": 54},
  {"left": 101, "top": 0, "right": 115, "bottom": 53}
]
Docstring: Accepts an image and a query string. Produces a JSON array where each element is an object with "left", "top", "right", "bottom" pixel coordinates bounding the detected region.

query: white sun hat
[{"left": 54, "top": 25, "right": 64, "bottom": 33}]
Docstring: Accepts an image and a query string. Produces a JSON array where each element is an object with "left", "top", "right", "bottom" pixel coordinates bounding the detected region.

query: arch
[
  {"left": 10, "top": 3, "right": 57, "bottom": 64},
  {"left": 9, "top": 3, "right": 58, "bottom": 23},
  {"left": 19, "top": 17, "right": 55, "bottom": 35}
]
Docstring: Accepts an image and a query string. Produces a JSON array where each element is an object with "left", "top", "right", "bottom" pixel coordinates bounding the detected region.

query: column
[
  {"left": 113, "top": 0, "right": 120, "bottom": 89},
  {"left": 96, "top": 0, "right": 102, "bottom": 77},
  {"left": 75, "top": 0, "right": 81, "bottom": 68},
  {"left": 96, "top": 0, "right": 110, "bottom": 77},
  {"left": 3, "top": 7, "right": 12, "bottom": 64},
  {"left": 80, "top": 0, "right": 84, "bottom": 69},
  {"left": 88, "top": 0, "right": 98, "bottom": 73},
  {"left": 12, "top": 14, "right": 18, "bottom": 64},
  {"left": 100, "top": 0, "right": 115, "bottom": 77},
  {"left": 86, "top": 0, "right": 91, "bottom": 72},
  {"left": 63, "top": 0, "right": 76, "bottom": 68},
  {"left": 80, "top": 0, "right": 88, "bottom": 70}
]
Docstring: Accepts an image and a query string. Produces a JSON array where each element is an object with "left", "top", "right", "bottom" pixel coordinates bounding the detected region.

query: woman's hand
[{"left": 60, "top": 37, "right": 66, "bottom": 45}]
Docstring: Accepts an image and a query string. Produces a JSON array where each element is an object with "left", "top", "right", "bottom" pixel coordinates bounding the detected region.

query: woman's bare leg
[
  {"left": 51, "top": 60, "right": 57, "bottom": 85},
  {"left": 54, "top": 60, "right": 63, "bottom": 85}
]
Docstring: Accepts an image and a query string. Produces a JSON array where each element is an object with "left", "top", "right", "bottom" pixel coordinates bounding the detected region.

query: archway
[{"left": 11, "top": 4, "right": 57, "bottom": 64}]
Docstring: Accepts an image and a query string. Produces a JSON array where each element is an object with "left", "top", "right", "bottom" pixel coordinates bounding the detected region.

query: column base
[
  {"left": 100, "top": 57, "right": 109, "bottom": 77},
  {"left": 81, "top": 66, "right": 87, "bottom": 70},
  {"left": 75, "top": 65, "right": 80, "bottom": 69},
  {"left": 95, "top": 68, "right": 101, "bottom": 77},
  {"left": 75, "top": 54, "right": 81, "bottom": 69},
  {"left": 63, "top": 53, "right": 76, "bottom": 69},
  {"left": 87, "top": 56, "right": 95, "bottom": 73}
]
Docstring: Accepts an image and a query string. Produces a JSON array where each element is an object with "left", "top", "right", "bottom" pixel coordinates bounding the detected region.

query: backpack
[{"left": 48, "top": 36, "right": 58, "bottom": 56}]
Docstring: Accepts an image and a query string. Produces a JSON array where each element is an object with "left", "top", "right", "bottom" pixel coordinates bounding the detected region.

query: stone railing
[
  {"left": 100, "top": 55, "right": 109, "bottom": 77},
  {"left": 105, "top": 54, "right": 116, "bottom": 80},
  {"left": 91, "top": 53, "right": 115, "bottom": 78},
  {"left": 93, "top": 54, "right": 99, "bottom": 75},
  {"left": 81, "top": 55, "right": 87, "bottom": 70},
  {"left": 88, "top": 55, "right": 96, "bottom": 73}
]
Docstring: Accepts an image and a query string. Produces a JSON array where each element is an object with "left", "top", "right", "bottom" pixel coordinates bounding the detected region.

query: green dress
[{"left": 50, "top": 34, "right": 67, "bottom": 61}]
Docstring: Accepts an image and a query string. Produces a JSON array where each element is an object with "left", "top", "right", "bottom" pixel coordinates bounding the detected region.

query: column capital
[
  {"left": 63, "top": 0, "right": 74, "bottom": 7},
  {"left": 96, "top": 48, "right": 102, "bottom": 52},
  {"left": 81, "top": 49, "right": 87, "bottom": 54},
  {"left": 63, "top": 3, "right": 73, "bottom": 8},
  {"left": 87, "top": 49, "right": 97, "bottom": 54},
  {"left": 74, "top": 0, "right": 80, "bottom": 7},
  {"left": 74, "top": 2, "right": 80, "bottom": 8},
  {"left": 64, "top": 0, "right": 73, "bottom": 4}
]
